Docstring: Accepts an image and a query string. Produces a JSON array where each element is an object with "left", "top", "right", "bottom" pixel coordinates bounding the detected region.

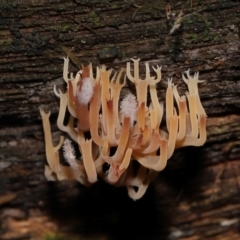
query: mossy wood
[{"left": 0, "top": 0, "right": 240, "bottom": 239}]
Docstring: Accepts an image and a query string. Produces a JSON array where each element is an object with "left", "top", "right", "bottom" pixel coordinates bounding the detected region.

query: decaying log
[{"left": 0, "top": 0, "right": 240, "bottom": 239}]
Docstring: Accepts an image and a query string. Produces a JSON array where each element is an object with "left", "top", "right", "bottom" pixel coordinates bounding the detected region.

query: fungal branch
[{"left": 40, "top": 58, "right": 207, "bottom": 200}]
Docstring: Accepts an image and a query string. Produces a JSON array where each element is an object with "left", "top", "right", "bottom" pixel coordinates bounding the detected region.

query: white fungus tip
[
  {"left": 63, "top": 139, "right": 79, "bottom": 169},
  {"left": 76, "top": 77, "right": 94, "bottom": 105},
  {"left": 120, "top": 93, "right": 137, "bottom": 127}
]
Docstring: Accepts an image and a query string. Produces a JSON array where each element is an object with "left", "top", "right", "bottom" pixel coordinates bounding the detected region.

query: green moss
[
  {"left": 0, "top": 38, "right": 13, "bottom": 46},
  {"left": 84, "top": 11, "right": 104, "bottom": 27},
  {"left": 213, "top": 35, "right": 220, "bottom": 42},
  {"left": 60, "top": 25, "right": 70, "bottom": 33},
  {"left": 6, "top": 38, "right": 13, "bottom": 45},
  {"left": 183, "top": 18, "right": 193, "bottom": 25},
  {"left": 204, "top": 20, "right": 211, "bottom": 29},
  {"left": 183, "top": 33, "right": 199, "bottom": 43}
]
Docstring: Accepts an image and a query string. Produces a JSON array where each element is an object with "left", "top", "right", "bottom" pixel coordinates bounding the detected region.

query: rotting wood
[{"left": 0, "top": 0, "right": 240, "bottom": 239}]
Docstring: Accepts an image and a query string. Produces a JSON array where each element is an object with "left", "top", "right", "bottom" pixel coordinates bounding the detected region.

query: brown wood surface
[{"left": 0, "top": 0, "right": 240, "bottom": 239}]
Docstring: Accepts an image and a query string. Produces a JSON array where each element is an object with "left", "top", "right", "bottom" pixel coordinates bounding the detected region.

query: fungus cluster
[{"left": 40, "top": 58, "right": 207, "bottom": 200}]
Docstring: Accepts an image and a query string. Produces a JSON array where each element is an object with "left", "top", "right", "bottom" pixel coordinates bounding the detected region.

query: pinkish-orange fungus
[{"left": 40, "top": 58, "right": 207, "bottom": 200}]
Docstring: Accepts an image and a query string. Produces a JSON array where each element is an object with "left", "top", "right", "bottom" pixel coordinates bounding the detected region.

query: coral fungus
[{"left": 40, "top": 58, "right": 207, "bottom": 200}]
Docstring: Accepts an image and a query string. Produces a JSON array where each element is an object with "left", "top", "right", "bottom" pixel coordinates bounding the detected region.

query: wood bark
[{"left": 0, "top": 0, "right": 240, "bottom": 239}]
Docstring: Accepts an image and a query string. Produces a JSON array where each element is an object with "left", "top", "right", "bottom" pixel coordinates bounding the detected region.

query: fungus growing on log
[{"left": 40, "top": 58, "right": 207, "bottom": 200}]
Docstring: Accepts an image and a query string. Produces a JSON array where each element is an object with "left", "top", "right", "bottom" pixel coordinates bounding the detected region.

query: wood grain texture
[{"left": 0, "top": 0, "right": 240, "bottom": 239}]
